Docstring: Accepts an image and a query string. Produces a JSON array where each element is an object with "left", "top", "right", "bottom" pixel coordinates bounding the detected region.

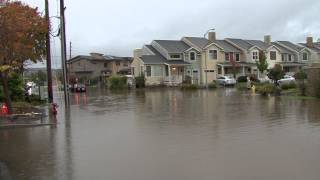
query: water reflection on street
[{"left": 1, "top": 87, "right": 320, "bottom": 180}]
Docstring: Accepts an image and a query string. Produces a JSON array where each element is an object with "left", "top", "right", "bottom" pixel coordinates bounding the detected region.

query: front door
[{"left": 192, "top": 70, "right": 199, "bottom": 84}]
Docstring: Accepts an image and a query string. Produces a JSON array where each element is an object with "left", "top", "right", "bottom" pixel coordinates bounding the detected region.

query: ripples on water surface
[{"left": 1, "top": 88, "right": 320, "bottom": 180}]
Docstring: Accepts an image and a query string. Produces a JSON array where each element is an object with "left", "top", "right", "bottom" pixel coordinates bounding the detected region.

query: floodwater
[{"left": 1, "top": 88, "right": 320, "bottom": 180}]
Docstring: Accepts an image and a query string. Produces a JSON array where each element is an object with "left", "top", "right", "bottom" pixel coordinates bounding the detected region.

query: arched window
[{"left": 190, "top": 52, "right": 196, "bottom": 61}]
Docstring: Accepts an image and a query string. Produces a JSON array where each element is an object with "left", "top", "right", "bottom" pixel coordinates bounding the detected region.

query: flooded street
[{"left": 1, "top": 88, "right": 320, "bottom": 180}]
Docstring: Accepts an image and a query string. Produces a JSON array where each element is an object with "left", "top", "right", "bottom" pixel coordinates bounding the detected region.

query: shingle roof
[
  {"left": 245, "top": 40, "right": 271, "bottom": 50},
  {"left": 153, "top": 40, "right": 190, "bottom": 53},
  {"left": 140, "top": 55, "right": 167, "bottom": 64},
  {"left": 298, "top": 43, "right": 320, "bottom": 53},
  {"left": 225, "top": 38, "right": 254, "bottom": 50},
  {"left": 184, "top": 37, "right": 241, "bottom": 53},
  {"left": 67, "top": 55, "right": 132, "bottom": 64},
  {"left": 184, "top": 37, "right": 210, "bottom": 49},
  {"left": 141, "top": 44, "right": 190, "bottom": 65},
  {"left": 277, "top": 41, "right": 304, "bottom": 52},
  {"left": 271, "top": 42, "right": 295, "bottom": 54},
  {"left": 214, "top": 40, "right": 241, "bottom": 53}
]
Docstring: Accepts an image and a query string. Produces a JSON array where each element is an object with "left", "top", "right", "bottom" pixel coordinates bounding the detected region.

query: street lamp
[{"left": 203, "top": 28, "right": 215, "bottom": 89}]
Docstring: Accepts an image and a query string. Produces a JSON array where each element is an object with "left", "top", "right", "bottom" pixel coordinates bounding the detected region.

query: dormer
[{"left": 151, "top": 40, "right": 190, "bottom": 60}]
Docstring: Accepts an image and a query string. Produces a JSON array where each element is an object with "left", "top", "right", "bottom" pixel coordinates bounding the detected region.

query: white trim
[
  {"left": 189, "top": 51, "right": 196, "bottom": 61},
  {"left": 204, "top": 42, "right": 224, "bottom": 50}
]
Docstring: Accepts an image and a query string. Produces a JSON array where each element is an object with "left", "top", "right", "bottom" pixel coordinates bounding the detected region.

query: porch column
[
  {"left": 242, "top": 66, "right": 245, "bottom": 76},
  {"left": 168, "top": 65, "right": 171, "bottom": 85},
  {"left": 221, "top": 65, "right": 225, "bottom": 76}
]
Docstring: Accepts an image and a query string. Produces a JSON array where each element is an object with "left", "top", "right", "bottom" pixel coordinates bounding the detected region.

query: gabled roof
[
  {"left": 67, "top": 55, "right": 132, "bottom": 64},
  {"left": 225, "top": 38, "right": 254, "bottom": 50},
  {"left": 245, "top": 40, "right": 271, "bottom": 50},
  {"left": 271, "top": 42, "right": 295, "bottom": 54},
  {"left": 153, "top": 40, "right": 190, "bottom": 53},
  {"left": 184, "top": 37, "right": 241, "bottom": 53},
  {"left": 140, "top": 44, "right": 190, "bottom": 65},
  {"left": 214, "top": 40, "right": 241, "bottom": 53},
  {"left": 298, "top": 43, "right": 320, "bottom": 53},
  {"left": 276, "top": 41, "right": 304, "bottom": 52},
  {"left": 183, "top": 37, "right": 210, "bottom": 49}
]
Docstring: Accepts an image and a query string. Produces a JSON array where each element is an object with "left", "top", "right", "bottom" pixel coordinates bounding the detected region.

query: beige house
[
  {"left": 68, "top": 53, "right": 132, "bottom": 82},
  {"left": 132, "top": 32, "right": 320, "bottom": 86}
]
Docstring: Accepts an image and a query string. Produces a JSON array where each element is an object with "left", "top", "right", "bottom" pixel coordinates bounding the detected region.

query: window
[
  {"left": 104, "top": 63, "right": 108, "bottom": 67},
  {"left": 146, "top": 66, "right": 151, "bottom": 77},
  {"left": 270, "top": 51, "right": 276, "bottom": 60},
  {"left": 281, "top": 54, "right": 285, "bottom": 61},
  {"left": 116, "top": 62, "right": 120, "bottom": 66},
  {"left": 302, "top": 53, "right": 308, "bottom": 61},
  {"left": 123, "top": 61, "right": 129, "bottom": 67},
  {"left": 153, "top": 66, "right": 163, "bottom": 76},
  {"left": 209, "top": 50, "right": 217, "bottom": 60},
  {"left": 189, "top": 52, "right": 196, "bottom": 61},
  {"left": 170, "top": 54, "right": 181, "bottom": 59},
  {"left": 288, "top": 55, "right": 292, "bottom": 62},
  {"left": 252, "top": 52, "right": 258, "bottom": 60},
  {"left": 225, "top": 53, "right": 229, "bottom": 61},
  {"left": 235, "top": 53, "right": 240, "bottom": 62}
]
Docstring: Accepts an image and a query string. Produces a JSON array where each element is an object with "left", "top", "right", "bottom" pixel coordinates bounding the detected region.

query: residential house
[
  {"left": 299, "top": 37, "right": 320, "bottom": 63},
  {"left": 132, "top": 32, "right": 320, "bottom": 86},
  {"left": 68, "top": 53, "right": 132, "bottom": 81},
  {"left": 132, "top": 41, "right": 191, "bottom": 86},
  {"left": 274, "top": 40, "right": 313, "bottom": 74}
]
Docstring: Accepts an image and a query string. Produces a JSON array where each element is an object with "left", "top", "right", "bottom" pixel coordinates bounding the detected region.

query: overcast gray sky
[{"left": 23, "top": 0, "right": 320, "bottom": 68}]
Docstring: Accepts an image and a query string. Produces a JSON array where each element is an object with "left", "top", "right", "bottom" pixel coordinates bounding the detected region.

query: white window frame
[
  {"left": 235, "top": 53, "right": 240, "bottom": 62},
  {"left": 270, "top": 51, "right": 277, "bottom": 60},
  {"left": 252, "top": 51, "right": 258, "bottom": 60},
  {"left": 225, "top": 53, "right": 229, "bottom": 61},
  {"left": 302, "top": 52, "right": 308, "bottom": 61},
  {"left": 189, "top": 51, "right": 196, "bottom": 61},
  {"left": 170, "top": 54, "right": 181, "bottom": 59},
  {"left": 209, "top": 50, "right": 217, "bottom": 60}
]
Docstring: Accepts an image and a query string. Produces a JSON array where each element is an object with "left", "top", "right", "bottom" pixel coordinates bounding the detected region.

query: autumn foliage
[{"left": 0, "top": 1, "right": 48, "bottom": 113}]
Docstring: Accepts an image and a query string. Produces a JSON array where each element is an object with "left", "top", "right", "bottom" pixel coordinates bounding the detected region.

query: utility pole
[
  {"left": 69, "top": 41, "right": 72, "bottom": 59},
  {"left": 45, "top": 0, "right": 53, "bottom": 103},
  {"left": 60, "top": 0, "right": 69, "bottom": 105}
]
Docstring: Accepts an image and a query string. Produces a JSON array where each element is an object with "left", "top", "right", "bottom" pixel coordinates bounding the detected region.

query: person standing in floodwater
[{"left": 247, "top": 76, "right": 252, "bottom": 89}]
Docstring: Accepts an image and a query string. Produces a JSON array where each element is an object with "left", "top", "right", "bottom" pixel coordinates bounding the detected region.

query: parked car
[
  {"left": 216, "top": 76, "right": 237, "bottom": 86},
  {"left": 75, "top": 84, "right": 86, "bottom": 92},
  {"left": 278, "top": 75, "right": 295, "bottom": 85}
]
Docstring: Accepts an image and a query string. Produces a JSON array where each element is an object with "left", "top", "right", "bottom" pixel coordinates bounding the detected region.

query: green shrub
[
  {"left": 180, "top": 84, "right": 199, "bottom": 90},
  {"left": 237, "top": 76, "right": 247, "bottom": 83},
  {"left": 256, "top": 84, "right": 276, "bottom": 96},
  {"left": 8, "top": 72, "right": 24, "bottom": 101},
  {"left": 208, "top": 82, "right": 217, "bottom": 89},
  {"left": 281, "top": 82, "right": 297, "bottom": 90},
  {"left": 135, "top": 76, "right": 145, "bottom": 88},
  {"left": 108, "top": 76, "right": 127, "bottom": 89},
  {"left": 236, "top": 82, "right": 249, "bottom": 91}
]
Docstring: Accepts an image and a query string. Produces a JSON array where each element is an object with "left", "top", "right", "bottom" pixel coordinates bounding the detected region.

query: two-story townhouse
[
  {"left": 299, "top": 37, "right": 320, "bottom": 64},
  {"left": 182, "top": 35, "right": 245, "bottom": 81},
  {"left": 68, "top": 53, "right": 132, "bottom": 82},
  {"left": 131, "top": 40, "right": 191, "bottom": 86},
  {"left": 224, "top": 38, "right": 261, "bottom": 76},
  {"left": 275, "top": 40, "right": 312, "bottom": 74}
]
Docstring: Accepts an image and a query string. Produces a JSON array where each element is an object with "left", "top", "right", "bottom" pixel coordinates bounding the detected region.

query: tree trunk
[{"left": 0, "top": 72, "right": 13, "bottom": 114}]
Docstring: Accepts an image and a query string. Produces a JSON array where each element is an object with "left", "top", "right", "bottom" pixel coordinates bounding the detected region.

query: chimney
[
  {"left": 264, "top": 35, "right": 271, "bottom": 45},
  {"left": 208, "top": 32, "right": 216, "bottom": 42},
  {"left": 90, "top": 52, "right": 104, "bottom": 59},
  {"left": 306, "top": 37, "right": 314, "bottom": 48}
]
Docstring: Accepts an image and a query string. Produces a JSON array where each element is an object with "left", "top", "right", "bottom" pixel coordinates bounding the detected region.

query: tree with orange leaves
[{"left": 0, "top": 1, "right": 48, "bottom": 113}]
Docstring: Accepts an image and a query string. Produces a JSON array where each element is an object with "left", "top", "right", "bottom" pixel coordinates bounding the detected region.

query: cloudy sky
[{"left": 22, "top": 0, "right": 320, "bottom": 68}]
